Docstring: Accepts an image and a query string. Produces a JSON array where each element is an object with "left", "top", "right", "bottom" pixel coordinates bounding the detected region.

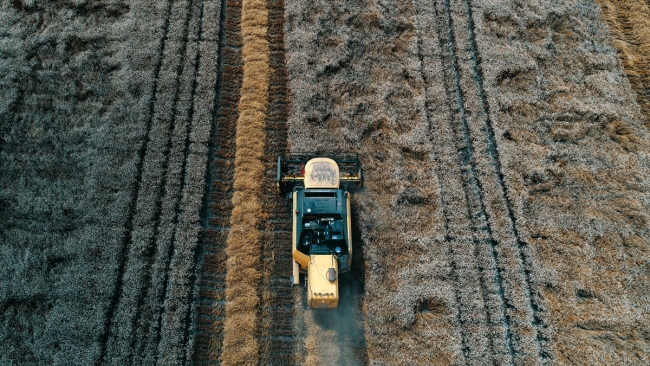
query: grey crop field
[{"left": 1, "top": 0, "right": 649, "bottom": 365}]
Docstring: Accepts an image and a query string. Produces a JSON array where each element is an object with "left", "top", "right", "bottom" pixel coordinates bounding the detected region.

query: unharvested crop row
[
  {"left": 190, "top": 0, "right": 242, "bottom": 363},
  {"left": 285, "top": 0, "right": 456, "bottom": 363},
  {"left": 219, "top": 0, "right": 270, "bottom": 362},
  {"left": 469, "top": 0, "right": 650, "bottom": 363},
  {"left": 0, "top": 0, "right": 165, "bottom": 364},
  {"left": 103, "top": 0, "right": 194, "bottom": 363},
  {"left": 597, "top": 0, "right": 650, "bottom": 127}
]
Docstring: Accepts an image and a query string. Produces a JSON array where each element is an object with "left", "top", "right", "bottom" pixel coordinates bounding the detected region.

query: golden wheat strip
[
  {"left": 597, "top": 0, "right": 650, "bottom": 124},
  {"left": 219, "top": 0, "right": 270, "bottom": 363}
]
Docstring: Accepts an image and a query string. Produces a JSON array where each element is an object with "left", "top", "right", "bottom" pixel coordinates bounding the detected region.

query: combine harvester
[{"left": 277, "top": 153, "right": 362, "bottom": 308}]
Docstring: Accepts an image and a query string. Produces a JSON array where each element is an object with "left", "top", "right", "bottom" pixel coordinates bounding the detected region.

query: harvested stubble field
[{"left": 1, "top": 0, "right": 650, "bottom": 365}]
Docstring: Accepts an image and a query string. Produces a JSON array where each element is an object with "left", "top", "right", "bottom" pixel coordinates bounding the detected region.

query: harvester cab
[{"left": 277, "top": 153, "right": 362, "bottom": 309}]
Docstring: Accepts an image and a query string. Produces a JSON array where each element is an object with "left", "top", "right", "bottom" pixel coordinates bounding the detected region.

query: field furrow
[
  {"left": 436, "top": 0, "right": 506, "bottom": 362},
  {"left": 258, "top": 0, "right": 295, "bottom": 363},
  {"left": 189, "top": 0, "right": 241, "bottom": 363}
]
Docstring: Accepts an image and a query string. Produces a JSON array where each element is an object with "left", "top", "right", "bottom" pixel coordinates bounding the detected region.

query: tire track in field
[
  {"left": 258, "top": 0, "right": 295, "bottom": 363},
  {"left": 156, "top": 0, "right": 224, "bottom": 361},
  {"left": 98, "top": 1, "right": 174, "bottom": 363},
  {"left": 462, "top": 0, "right": 551, "bottom": 360},
  {"left": 134, "top": 0, "right": 205, "bottom": 363},
  {"left": 436, "top": 0, "right": 549, "bottom": 362},
  {"left": 190, "top": 0, "right": 241, "bottom": 363},
  {"left": 128, "top": 1, "right": 199, "bottom": 363},
  {"left": 176, "top": 1, "right": 208, "bottom": 360},
  {"left": 425, "top": 0, "right": 512, "bottom": 363},
  {"left": 105, "top": 0, "right": 198, "bottom": 362},
  {"left": 137, "top": 1, "right": 204, "bottom": 363}
]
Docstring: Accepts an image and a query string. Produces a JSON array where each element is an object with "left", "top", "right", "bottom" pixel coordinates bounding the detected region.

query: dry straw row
[
  {"left": 220, "top": 0, "right": 270, "bottom": 363},
  {"left": 597, "top": 0, "right": 650, "bottom": 124}
]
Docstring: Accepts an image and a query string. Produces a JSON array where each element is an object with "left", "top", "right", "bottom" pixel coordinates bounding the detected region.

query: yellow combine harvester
[{"left": 277, "top": 153, "right": 362, "bottom": 308}]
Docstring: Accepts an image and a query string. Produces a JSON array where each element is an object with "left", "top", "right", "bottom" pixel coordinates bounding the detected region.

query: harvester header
[{"left": 276, "top": 152, "right": 362, "bottom": 193}]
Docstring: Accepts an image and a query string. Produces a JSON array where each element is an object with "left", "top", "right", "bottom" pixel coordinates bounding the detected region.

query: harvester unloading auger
[{"left": 277, "top": 153, "right": 362, "bottom": 308}]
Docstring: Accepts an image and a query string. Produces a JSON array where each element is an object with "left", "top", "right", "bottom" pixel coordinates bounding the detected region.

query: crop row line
[
  {"left": 432, "top": 0, "right": 552, "bottom": 363},
  {"left": 98, "top": 1, "right": 174, "bottom": 363},
  {"left": 257, "top": 0, "right": 295, "bottom": 360},
  {"left": 217, "top": 0, "right": 272, "bottom": 361},
  {"left": 190, "top": 0, "right": 242, "bottom": 363}
]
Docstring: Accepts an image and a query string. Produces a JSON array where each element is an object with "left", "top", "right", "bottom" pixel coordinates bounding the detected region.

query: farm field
[{"left": 1, "top": 0, "right": 650, "bottom": 365}]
